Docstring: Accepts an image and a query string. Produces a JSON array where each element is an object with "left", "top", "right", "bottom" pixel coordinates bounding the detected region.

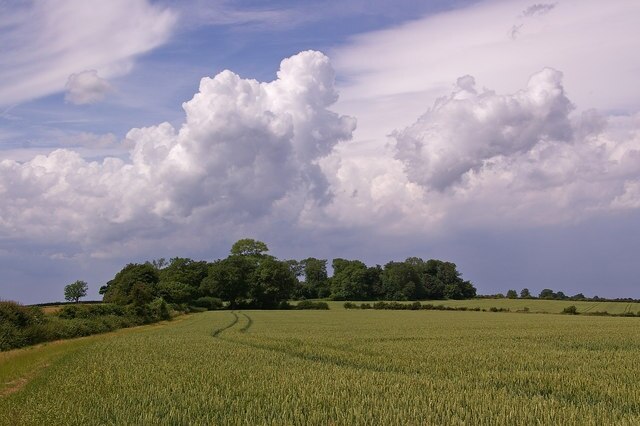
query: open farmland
[{"left": 2, "top": 309, "right": 640, "bottom": 425}]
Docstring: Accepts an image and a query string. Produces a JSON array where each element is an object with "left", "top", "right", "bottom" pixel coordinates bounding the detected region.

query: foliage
[
  {"left": 249, "top": 257, "right": 297, "bottom": 308},
  {"left": 101, "top": 263, "right": 160, "bottom": 305},
  {"left": 0, "top": 299, "right": 179, "bottom": 352},
  {"left": 230, "top": 238, "right": 269, "bottom": 257},
  {"left": 192, "top": 297, "right": 224, "bottom": 310},
  {"left": 330, "top": 259, "right": 370, "bottom": 300},
  {"left": 295, "top": 301, "right": 329, "bottom": 310},
  {"left": 506, "top": 289, "right": 518, "bottom": 299},
  {"left": 562, "top": 305, "right": 579, "bottom": 315},
  {"left": 298, "top": 258, "right": 329, "bottom": 299},
  {"left": 200, "top": 256, "right": 255, "bottom": 307},
  {"left": 155, "top": 257, "right": 209, "bottom": 304},
  {"left": 380, "top": 261, "right": 423, "bottom": 300},
  {"left": 64, "top": 280, "right": 88, "bottom": 303}
]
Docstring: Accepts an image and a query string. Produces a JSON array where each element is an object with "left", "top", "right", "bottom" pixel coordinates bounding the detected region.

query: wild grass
[{"left": 1, "top": 310, "right": 639, "bottom": 424}]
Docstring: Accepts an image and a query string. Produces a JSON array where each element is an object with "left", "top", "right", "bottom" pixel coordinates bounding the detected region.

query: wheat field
[{"left": 2, "top": 309, "right": 640, "bottom": 425}]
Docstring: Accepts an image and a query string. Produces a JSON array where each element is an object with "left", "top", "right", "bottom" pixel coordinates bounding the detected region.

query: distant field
[
  {"left": 327, "top": 298, "right": 640, "bottom": 314},
  {"left": 2, "top": 309, "right": 640, "bottom": 424}
]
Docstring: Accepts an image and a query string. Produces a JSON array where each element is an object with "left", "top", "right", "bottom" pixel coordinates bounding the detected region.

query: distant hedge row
[
  {"left": 561, "top": 305, "right": 640, "bottom": 317},
  {"left": 343, "top": 301, "right": 509, "bottom": 312}
]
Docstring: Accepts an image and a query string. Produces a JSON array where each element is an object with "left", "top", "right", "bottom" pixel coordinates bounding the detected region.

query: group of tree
[
  {"left": 329, "top": 257, "right": 475, "bottom": 301},
  {"left": 98, "top": 239, "right": 476, "bottom": 309}
]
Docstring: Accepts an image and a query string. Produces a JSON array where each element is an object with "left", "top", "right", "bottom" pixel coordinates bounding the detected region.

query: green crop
[{"left": 2, "top": 310, "right": 640, "bottom": 425}]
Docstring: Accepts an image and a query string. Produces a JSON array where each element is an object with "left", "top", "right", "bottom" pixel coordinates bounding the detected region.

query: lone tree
[{"left": 64, "top": 280, "right": 88, "bottom": 303}]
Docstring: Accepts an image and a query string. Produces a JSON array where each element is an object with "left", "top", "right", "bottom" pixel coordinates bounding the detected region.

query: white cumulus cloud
[
  {"left": 323, "top": 70, "right": 640, "bottom": 232},
  {"left": 393, "top": 68, "right": 574, "bottom": 190},
  {"left": 65, "top": 70, "right": 111, "bottom": 105},
  {"left": 0, "top": 51, "right": 355, "bottom": 255}
]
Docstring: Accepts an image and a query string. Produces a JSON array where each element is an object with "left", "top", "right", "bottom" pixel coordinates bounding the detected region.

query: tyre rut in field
[
  {"left": 239, "top": 313, "right": 253, "bottom": 333},
  {"left": 211, "top": 312, "right": 239, "bottom": 337},
  {"left": 213, "top": 311, "right": 413, "bottom": 374}
]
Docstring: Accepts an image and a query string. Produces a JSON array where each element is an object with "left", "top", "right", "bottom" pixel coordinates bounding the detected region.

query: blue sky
[{"left": 1, "top": 0, "right": 640, "bottom": 303}]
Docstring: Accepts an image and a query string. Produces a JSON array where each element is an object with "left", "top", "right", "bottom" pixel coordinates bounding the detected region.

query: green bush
[
  {"left": 192, "top": 297, "right": 224, "bottom": 310},
  {"left": 296, "top": 301, "right": 329, "bottom": 310},
  {"left": 562, "top": 305, "right": 578, "bottom": 315},
  {"left": 58, "top": 304, "right": 126, "bottom": 319},
  {"left": 0, "top": 300, "right": 44, "bottom": 327}
]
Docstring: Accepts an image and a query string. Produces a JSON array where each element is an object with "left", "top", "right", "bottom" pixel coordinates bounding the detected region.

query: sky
[{"left": 1, "top": 0, "right": 639, "bottom": 303}]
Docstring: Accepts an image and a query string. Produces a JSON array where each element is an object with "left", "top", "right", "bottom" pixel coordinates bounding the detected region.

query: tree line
[
  {"left": 99, "top": 238, "right": 476, "bottom": 309},
  {"left": 488, "top": 288, "right": 640, "bottom": 302}
]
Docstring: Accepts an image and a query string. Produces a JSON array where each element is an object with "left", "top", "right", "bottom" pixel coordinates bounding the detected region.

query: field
[{"left": 2, "top": 308, "right": 640, "bottom": 424}]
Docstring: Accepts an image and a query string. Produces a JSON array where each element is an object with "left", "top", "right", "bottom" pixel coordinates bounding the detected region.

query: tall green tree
[
  {"left": 299, "top": 258, "right": 329, "bottom": 299},
  {"left": 380, "top": 261, "right": 423, "bottom": 300},
  {"left": 156, "top": 257, "right": 208, "bottom": 303},
  {"left": 330, "top": 259, "right": 370, "bottom": 300},
  {"left": 249, "top": 257, "right": 297, "bottom": 308},
  {"left": 230, "top": 238, "right": 269, "bottom": 257},
  {"left": 102, "top": 263, "right": 159, "bottom": 305},
  {"left": 200, "top": 256, "right": 254, "bottom": 307},
  {"left": 64, "top": 280, "right": 88, "bottom": 303},
  {"left": 539, "top": 288, "right": 556, "bottom": 299},
  {"left": 423, "top": 259, "right": 475, "bottom": 300}
]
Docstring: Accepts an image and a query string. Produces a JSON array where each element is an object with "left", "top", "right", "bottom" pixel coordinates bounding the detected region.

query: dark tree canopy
[
  {"left": 331, "top": 259, "right": 370, "bottom": 300},
  {"left": 298, "top": 258, "right": 329, "bottom": 299},
  {"left": 249, "top": 257, "right": 297, "bottom": 308},
  {"left": 380, "top": 261, "right": 423, "bottom": 301},
  {"left": 539, "top": 288, "right": 556, "bottom": 299},
  {"left": 156, "top": 257, "right": 208, "bottom": 304},
  {"left": 230, "top": 238, "right": 269, "bottom": 257},
  {"left": 200, "top": 256, "right": 255, "bottom": 307},
  {"left": 102, "top": 263, "right": 159, "bottom": 305}
]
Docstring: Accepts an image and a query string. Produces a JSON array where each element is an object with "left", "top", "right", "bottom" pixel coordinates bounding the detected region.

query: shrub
[
  {"left": 296, "top": 301, "right": 329, "bottom": 310},
  {"left": 562, "top": 305, "right": 578, "bottom": 315},
  {"left": 148, "top": 298, "right": 171, "bottom": 321},
  {"left": 343, "top": 302, "right": 357, "bottom": 309},
  {"left": 0, "top": 300, "right": 44, "bottom": 327},
  {"left": 192, "top": 297, "right": 224, "bottom": 310}
]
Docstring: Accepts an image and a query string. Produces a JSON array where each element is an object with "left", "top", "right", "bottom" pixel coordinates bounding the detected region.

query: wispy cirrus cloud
[{"left": 0, "top": 0, "right": 176, "bottom": 107}]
